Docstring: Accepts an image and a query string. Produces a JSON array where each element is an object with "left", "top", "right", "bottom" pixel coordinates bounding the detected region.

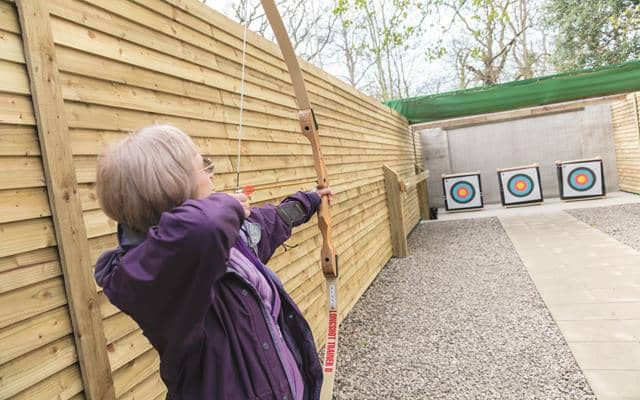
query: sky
[{"left": 205, "top": 0, "right": 234, "bottom": 14}]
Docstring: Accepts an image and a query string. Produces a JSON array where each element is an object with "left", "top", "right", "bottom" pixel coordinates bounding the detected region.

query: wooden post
[
  {"left": 383, "top": 165, "right": 408, "bottom": 257},
  {"left": 15, "top": 1, "right": 115, "bottom": 399},
  {"left": 415, "top": 164, "right": 430, "bottom": 220},
  {"left": 633, "top": 93, "right": 640, "bottom": 141}
]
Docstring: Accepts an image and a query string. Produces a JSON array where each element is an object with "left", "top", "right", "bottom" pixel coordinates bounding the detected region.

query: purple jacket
[{"left": 95, "top": 192, "right": 323, "bottom": 399}]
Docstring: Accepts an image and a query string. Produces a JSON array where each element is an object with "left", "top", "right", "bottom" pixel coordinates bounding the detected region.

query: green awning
[{"left": 385, "top": 60, "right": 640, "bottom": 124}]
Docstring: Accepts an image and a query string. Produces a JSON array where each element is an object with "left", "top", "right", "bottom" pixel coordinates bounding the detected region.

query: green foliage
[
  {"left": 331, "top": 0, "right": 430, "bottom": 100},
  {"left": 545, "top": 0, "right": 640, "bottom": 70},
  {"left": 332, "top": 0, "right": 426, "bottom": 50},
  {"left": 430, "top": 0, "right": 529, "bottom": 86},
  {"left": 425, "top": 46, "right": 447, "bottom": 61}
]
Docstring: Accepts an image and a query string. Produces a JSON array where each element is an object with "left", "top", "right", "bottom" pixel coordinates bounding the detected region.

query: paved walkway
[{"left": 501, "top": 211, "right": 640, "bottom": 400}]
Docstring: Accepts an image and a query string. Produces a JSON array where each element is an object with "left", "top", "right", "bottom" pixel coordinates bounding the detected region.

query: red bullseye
[
  {"left": 576, "top": 174, "right": 587, "bottom": 184},
  {"left": 515, "top": 180, "right": 526, "bottom": 190},
  {"left": 458, "top": 188, "right": 468, "bottom": 197}
]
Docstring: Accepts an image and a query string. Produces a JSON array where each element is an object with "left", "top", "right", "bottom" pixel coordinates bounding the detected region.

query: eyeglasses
[{"left": 199, "top": 156, "right": 215, "bottom": 176}]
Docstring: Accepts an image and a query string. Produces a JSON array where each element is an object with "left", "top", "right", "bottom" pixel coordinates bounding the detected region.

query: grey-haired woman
[{"left": 95, "top": 124, "right": 331, "bottom": 399}]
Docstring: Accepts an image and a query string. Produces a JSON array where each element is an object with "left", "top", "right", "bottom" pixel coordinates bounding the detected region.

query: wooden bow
[{"left": 259, "top": 1, "right": 339, "bottom": 398}]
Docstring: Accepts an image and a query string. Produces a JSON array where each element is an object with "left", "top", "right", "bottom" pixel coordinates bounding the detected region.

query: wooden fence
[
  {"left": 611, "top": 93, "right": 640, "bottom": 194},
  {"left": 0, "top": 0, "right": 424, "bottom": 398}
]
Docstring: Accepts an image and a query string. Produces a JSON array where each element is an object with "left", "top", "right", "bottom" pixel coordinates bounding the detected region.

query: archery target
[
  {"left": 558, "top": 159, "right": 605, "bottom": 199},
  {"left": 498, "top": 166, "right": 543, "bottom": 206},
  {"left": 443, "top": 173, "right": 483, "bottom": 211},
  {"left": 568, "top": 168, "right": 596, "bottom": 191},
  {"left": 451, "top": 181, "right": 475, "bottom": 203}
]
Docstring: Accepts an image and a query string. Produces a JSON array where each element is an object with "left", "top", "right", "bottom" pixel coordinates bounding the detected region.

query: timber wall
[
  {"left": 0, "top": 0, "right": 421, "bottom": 398},
  {"left": 611, "top": 93, "right": 640, "bottom": 194}
]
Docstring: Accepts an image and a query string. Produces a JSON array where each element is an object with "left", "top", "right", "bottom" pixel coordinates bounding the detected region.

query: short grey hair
[{"left": 96, "top": 124, "right": 199, "bottom": 233}]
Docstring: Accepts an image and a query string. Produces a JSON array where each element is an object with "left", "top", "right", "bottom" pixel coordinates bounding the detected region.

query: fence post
[
  {"left": 383, "top": 165, "right": 408, "bottom": 257},
  {"left": 634, "top": 93, "right": 640, "bottom": 141},
  {"left": 415, "top": 164, "right": 430, "bottom": 220},
  {"left": 15, "top": 1, "right": 115, "bottom": 398}
]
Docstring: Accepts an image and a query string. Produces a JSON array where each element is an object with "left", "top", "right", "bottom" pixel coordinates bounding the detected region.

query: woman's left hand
[{"left": 316, "top": 187, "right": 333, "bottom": 205}]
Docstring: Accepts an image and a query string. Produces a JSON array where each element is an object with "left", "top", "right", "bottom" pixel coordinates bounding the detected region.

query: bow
[{"left": 259, "top": 1, "right": 339, "bottom": 398}]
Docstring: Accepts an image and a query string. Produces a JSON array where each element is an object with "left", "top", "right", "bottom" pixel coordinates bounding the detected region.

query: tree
[
  {"left": 217, "top": 0, "right": 338, "bottom": 65},
  {"left": 442, "top": 0, "right": 524, "bottom": 86},
  {"left": 333, "top": 0, "right": 430, "bottom": 101},
  {"left": 334, "top": 13, "right": 373, "bottom": 87},
  {"left": 545, "top": 0, "right": 640, "bottom": 70},
  {"left": 205, "top": 0, "right": 552, "bottom": 98},
  {"left": 228, "top": 0, "right": 272, "bottom": 36},
  {"left": 426, "top": 0, "right": 551, "bottom": 88},
  {"left": 508, "top": 0, "right": 551, "bottom": 80}
]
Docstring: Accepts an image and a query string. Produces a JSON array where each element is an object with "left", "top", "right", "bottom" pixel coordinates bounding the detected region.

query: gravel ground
[
  {"left": 334, "top": 218, "right": 595, "bottom": 400},
  {"left": 568, "top": 203, "right": 640, "bottom": 251}
]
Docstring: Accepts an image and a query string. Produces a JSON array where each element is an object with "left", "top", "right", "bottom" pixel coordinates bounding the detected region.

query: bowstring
[{"left": 235, "top": 0, "right": 250, "bottom": 193}]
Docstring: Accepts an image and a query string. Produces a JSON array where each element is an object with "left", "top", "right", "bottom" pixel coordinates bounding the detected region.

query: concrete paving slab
[
  {"left": 539, "top": 287, "right": 640, "bottom": 304},
  {"left": 557, "top": 320, "right": 639, "bottom": 342},
  {"left": 620, "top": 320, "right": 640, "bottom": 340},
  {"left": 583, "top": 370, "right": 640, "bottom": 400},
  {"left": 535, "top": 274, "right": 640, "bottom": 291},
  {"left": 549, "top": 302, "right": 640, "bottom": 321},
  {"left": 526, "top": 264, "right": 639, "bottom": 277},
  {"left": 501, "top": 210, "right": 640, "bottom": 400},
  {"left": 539, "top": 287, "right": 597, "bottom": 304},
  {"left": 568, "top": 342, "right": 640, "bottom": 369}
]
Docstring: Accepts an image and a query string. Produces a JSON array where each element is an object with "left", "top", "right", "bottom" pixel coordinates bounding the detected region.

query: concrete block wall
[{"left": 420, "top": 105, "right": 619, "bottom": 207}]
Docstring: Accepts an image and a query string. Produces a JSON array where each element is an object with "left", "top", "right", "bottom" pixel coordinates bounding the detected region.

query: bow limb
[
  {"left": 260, "top": 0, "right": 337, "bottom": 278},
  {"left": 259, "top": 2, "right": 340, "bottom": 399}
]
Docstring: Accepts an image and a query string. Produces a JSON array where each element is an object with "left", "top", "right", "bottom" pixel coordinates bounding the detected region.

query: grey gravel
[
  {"left": 333, "top": 218, "right": 595, "bottom": 400},
  {"left": 568, "top": 203, "right": 640, "bottom": 252}
]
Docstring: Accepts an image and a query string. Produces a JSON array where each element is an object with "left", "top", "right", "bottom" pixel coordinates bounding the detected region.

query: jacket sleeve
[
  {"left": 101, "top": 193, "right": 244, "bottom": 337},
  {"left": 247, "top": 191, "right": 321, "bottom": 264}
]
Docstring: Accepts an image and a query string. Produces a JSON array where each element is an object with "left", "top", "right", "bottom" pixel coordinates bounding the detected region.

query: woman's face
[{"left": 194, "top": 154, "right": 214, "bottom": 199}]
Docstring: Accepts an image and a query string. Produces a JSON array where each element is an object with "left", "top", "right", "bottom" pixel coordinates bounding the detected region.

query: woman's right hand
[{"left": 230, "top": 193, "right": 251, "bottom": 218}]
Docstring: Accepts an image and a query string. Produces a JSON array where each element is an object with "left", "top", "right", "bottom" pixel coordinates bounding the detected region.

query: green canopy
[{"left": 385, "top": 60, "right": 640, "bottom": 124}]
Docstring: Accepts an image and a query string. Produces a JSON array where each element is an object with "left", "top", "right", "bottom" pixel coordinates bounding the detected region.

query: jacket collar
[{"left": 119, "top": 223, "right": 146, "bottom": 249}]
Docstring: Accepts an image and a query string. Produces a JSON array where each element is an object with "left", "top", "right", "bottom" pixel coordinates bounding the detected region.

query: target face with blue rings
[
  {"left": 450, "top": 181, "right": 475, "bottom": 204},
  {"left": 507, "top": 174, "right": 534, "bottom": 197},
  {"left": 567, "top": 167, "right": 596, "bottom": 191}
]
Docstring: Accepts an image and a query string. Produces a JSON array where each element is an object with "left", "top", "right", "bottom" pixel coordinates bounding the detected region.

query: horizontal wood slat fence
[
  {"left": 611, "top": 93, "right": 640, "bottom": 194},
  {"left": 0, "top": 0, "right": 425, "bottom": 398}
]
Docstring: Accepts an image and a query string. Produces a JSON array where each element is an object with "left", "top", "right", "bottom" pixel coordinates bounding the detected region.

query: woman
[{"left": 95, "top": 124, "right": 329, "bottom": 399}]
